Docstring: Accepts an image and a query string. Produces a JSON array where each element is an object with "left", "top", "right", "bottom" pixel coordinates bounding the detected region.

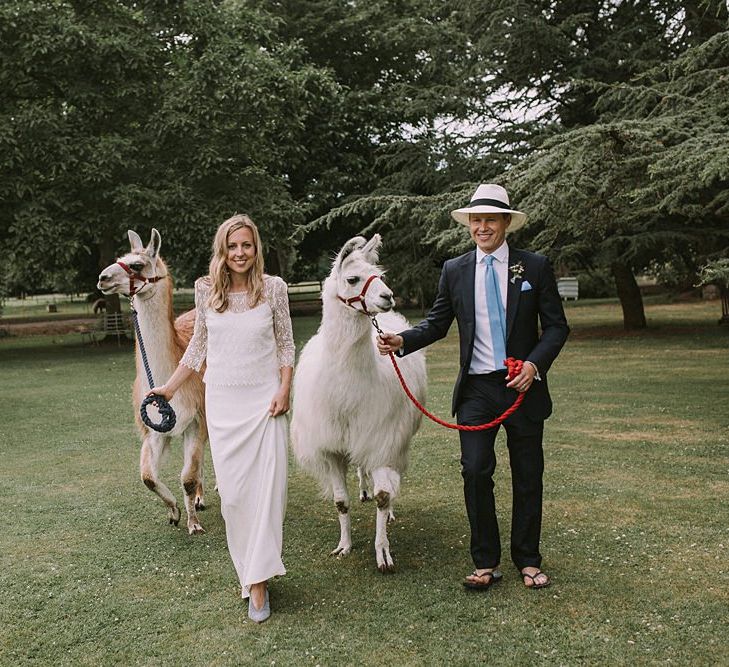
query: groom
[{"left": 377, "top": 184, "right": 569, "bottom": 590}]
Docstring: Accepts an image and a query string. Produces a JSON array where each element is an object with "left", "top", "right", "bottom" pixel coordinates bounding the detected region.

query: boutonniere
[{"left": 509, "top": 261, "right": 525, "bottom": 284}]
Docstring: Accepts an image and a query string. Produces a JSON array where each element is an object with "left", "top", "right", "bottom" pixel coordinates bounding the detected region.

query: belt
[{"left": 468, "top": 369, "right": 508, "bottom": 378}]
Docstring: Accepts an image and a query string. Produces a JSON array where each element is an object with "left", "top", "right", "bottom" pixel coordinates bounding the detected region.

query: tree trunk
[
  {"left": 720, "top": 287, "right": 729, "bottom": 326},
  {"left": 611, "top": 260, "right": 646, "bottom": 330}
]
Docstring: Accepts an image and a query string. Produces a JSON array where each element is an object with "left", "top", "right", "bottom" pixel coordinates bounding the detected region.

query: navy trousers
[{"left": 457, "top": 372, "right": 545, "bottom": 570}]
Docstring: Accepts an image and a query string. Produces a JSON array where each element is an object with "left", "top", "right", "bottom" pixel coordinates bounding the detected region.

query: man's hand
[
  {"left": 506, "top": 361, "right": 536, "bottom": 393},
  {"left": 377, "top": 333, "right": 404, "bottom": 355}
]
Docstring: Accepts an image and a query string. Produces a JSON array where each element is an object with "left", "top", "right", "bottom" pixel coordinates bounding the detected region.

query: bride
[{"left": 149, "top": 214, "right": 293, "bottom": 623}]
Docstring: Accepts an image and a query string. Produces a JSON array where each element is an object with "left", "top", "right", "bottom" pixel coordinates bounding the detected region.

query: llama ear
[
  {"left": 147, "top": 228, "right": 162, "bottom": 258},
  {"left": 336, "top": 236, "right": 366, "bottom": 269},
  {"left": 361, "top": 234, "right": 382, "bottom": 262},
  {"left": 128, "top": 230, "right": 144, "bottom": 252}
]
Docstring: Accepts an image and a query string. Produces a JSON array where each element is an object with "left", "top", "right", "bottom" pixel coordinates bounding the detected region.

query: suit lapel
[
  {"left": 506, "top": 249, "right": 522, "bottom": 342},
  {"left": 461, "top": 250, "right": 476, "bottom": 324}
]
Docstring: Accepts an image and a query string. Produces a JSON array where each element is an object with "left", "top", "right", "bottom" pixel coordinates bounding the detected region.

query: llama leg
[
  {"left": 328, "top": 454, "right": 352, "bottom": 557},
  {"left": 181, "top": 425, "right": 205, "bottom": 535},
  {"left": 357, "top": 466, "right": 371, "bottom": 502},
  {"left": 372, "top": 467, "right": 401, "bottom": 573},
  {"left": 140, "top": 435, "right": 180, "bottom": 526},
  {"left": 195, "top": 456, "right": 205, "bottom": 511}
]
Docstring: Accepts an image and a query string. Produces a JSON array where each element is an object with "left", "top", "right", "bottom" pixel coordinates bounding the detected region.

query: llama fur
[
  {"left": 98, "top": 229, "right": 207, "bottom": 535},
  {"left": 291, "top": 234, "right": 426, "bottom": 572}
]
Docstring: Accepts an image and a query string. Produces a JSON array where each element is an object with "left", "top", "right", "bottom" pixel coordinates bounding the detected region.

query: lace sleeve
[
  {"left": 180, "top": 279, "right": 209, "bottom": 372},
  {"left": 269, "top": 276, "right": 295, "bottom": 369}
]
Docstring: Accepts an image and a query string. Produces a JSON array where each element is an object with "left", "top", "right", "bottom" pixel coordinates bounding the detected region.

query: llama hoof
[
  {"left": 377, "top": 560, "right": 396, "bottom": 574},
  {"left": 330, "top": 544, "right": 352, "bottom": 557},
  {"left": 188, "top": 522, "right": 205, "bottom": 535},
  {"left": 360, "top": 490, "right": 370, "bottom": 502},
  {"left": 388, "top": 510, "right": 395, "bottom": 523},
  {"left": 376, "top": 548, "right": 395, "bottom": 573},
  {"left": 168, "top": 506, "right": 181, "bottom": 526}
]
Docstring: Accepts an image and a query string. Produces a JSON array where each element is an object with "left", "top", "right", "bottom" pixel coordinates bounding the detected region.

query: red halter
[
  {"left": 337, "top": 274, "right": 381, "bottom": 314},
  {"left": 116, "top": 261, "right": 165, "bottom": 298}
]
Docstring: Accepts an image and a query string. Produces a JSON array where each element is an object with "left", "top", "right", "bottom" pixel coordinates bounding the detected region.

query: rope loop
[{"left": 140, "top": 394, "right": 177, "bottom": 433}]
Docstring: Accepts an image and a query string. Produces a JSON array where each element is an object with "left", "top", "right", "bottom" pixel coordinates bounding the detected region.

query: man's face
[{"left": 469, "top": 212, "right": 511, "bottom": 253}]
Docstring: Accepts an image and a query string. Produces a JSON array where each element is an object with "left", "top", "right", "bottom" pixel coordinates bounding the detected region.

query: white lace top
[{"left": 180, "top": 275, "right": 295, "bottom": 386}]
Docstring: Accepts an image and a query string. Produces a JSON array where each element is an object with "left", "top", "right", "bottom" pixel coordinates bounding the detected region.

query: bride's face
[{"left": 226, "top": 226, "right": 257, "bottom": 278}]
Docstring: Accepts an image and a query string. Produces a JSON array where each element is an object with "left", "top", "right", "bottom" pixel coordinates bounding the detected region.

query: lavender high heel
[{"left": 248, "top": 589, "right": 270, "bottom": 623}]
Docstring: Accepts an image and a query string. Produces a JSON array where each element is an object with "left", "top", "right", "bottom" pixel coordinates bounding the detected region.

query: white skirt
[{"left": 205, "top": 380, "right": 288, "bottom": 598}]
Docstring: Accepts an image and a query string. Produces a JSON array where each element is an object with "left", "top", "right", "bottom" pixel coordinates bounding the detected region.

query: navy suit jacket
[{"left": 400, "top": 248, "right": 569, "bottom": 419}]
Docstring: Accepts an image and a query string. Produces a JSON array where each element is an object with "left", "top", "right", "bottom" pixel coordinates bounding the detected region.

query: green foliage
[
  {"left": 0, "top": 0, "right": 165, "bottom": 291},
  {"left": 272, "top": 0, "right": 502, "bottom": 279},
  {"left": 453, "top": 0, "right": 691, "bottom": 145},
  {"left": 507, "top": 29, "right": 729, "bottom": 272},
  {"left": 304, "top": 188, "right": 476, "bottom": 304},
  {"left": 0, "top": 0, "right": 340, "bottom": 290},
  {"left": 697, "top": 258, "right": 729, "bottom": 288},
  {"left": 298, "top": 2, "right": 729, "bottom": 312},
  {"left": 3, "top": 0, "right": 728, "bottom": 303},
  {"left": 574, "top": 268, "right": 615, "bottom": 299},
  {"left": 144, "top": 1, "right": 342, "bottom": 281},
  {"left": 0, "top": 269, "right": 6, "bottom": 316}
]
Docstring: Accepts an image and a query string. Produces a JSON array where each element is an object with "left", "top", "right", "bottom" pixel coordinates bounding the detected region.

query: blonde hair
[{"left": 207, "top": 214, "right": 265, "bottom": 312}]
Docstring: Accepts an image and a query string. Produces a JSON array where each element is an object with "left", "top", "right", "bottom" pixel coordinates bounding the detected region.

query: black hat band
[{"left": 467, "top": 198, "right": 511, "bottom": 209}]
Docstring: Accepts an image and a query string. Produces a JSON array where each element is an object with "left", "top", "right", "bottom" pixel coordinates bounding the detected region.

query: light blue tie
[{"left": 485, "top": 254, "right": 506, "bottom": 369}]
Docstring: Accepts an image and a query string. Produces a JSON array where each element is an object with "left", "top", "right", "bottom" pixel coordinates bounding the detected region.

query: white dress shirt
[{"left": 469, "top": 242, "right": 509, "bottom": 374}]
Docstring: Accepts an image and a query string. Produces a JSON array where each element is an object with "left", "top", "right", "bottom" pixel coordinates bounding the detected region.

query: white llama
[
  {"left": 98, "top": 229, "right": 207, "bottom": 534},
  {"left": 291, "top": 234, "right": 427, "bottom": 572}
]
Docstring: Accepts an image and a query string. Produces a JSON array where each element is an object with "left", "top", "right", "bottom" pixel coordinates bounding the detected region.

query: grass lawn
[{"left": 1, "top": 299, "right": 727, "bottom": 666}]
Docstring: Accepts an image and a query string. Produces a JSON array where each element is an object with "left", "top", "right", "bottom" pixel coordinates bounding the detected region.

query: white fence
[{"left": 557, "top": 277, "right": 579, "bottom": 301}]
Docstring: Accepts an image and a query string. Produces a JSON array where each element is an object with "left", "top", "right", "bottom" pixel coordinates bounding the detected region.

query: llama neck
[
  {"left": 320, "top": 293, "right": 377, "bottom": 369},
  {"left": 132, "top": 284, "right": 179, "bottom": 385}
]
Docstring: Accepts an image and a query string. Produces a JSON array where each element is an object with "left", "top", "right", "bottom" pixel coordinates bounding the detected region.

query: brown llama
[{"left": 98, "top": 229, "right": 207, "bottom": 534}]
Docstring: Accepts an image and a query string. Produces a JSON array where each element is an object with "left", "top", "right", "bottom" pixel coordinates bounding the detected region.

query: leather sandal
[
  {"left": 520, "top": 569, "right": 551, "bottom": 589},
  {"left": 463, "top": 568, "right": 503, "bottom": 590}
]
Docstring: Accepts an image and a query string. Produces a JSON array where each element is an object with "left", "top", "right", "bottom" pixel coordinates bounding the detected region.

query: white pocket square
[{"left": 521, "top": 280, "right": 532, "bottom": 292}]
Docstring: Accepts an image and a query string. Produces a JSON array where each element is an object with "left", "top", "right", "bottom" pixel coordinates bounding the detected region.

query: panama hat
[{"left": 451, "top": 184, "right": 527, "bottom": 232}]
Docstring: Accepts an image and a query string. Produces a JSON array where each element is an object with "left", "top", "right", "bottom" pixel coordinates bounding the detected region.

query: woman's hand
[
  {"left": 147, "top": 385, "right": 174, "bottom": 403},
  {"left": 269, "top": 387, "right": 290, "bottom": 417}
]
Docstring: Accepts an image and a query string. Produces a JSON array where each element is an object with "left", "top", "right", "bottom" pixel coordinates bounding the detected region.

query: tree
[
  {"left": 505, "top": 28, "right": 729, "bottom": 328},
  {"left": 697, "top": 258, "right": 729, "bottom": 324},
  {"left": 0, "top": 0, "right": 338, "bottom": 302},
  {"left": 308, "top": 2, "right": 729, "bottom": 329},
  {"left": 265, "top": 0, "right": 499, "bottom": 278},
  {"left": 148, "top": 1, "right": 341, "bottom": 282},
  {"left": 0, "top": 0, "right": 173, "bottom": 317}
]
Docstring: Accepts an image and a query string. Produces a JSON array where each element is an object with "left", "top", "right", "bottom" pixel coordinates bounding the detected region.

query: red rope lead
[{"left": 387, "top": 354, "right": 525, "bottom": 431}]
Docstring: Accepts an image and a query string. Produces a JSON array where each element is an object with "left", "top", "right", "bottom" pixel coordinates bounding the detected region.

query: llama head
[
  {"left": 331, "top": 234, "right": 395, "bottom": 313},
  {"left": 97, "top": 228, "right": 167, "bottom": 298}
]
